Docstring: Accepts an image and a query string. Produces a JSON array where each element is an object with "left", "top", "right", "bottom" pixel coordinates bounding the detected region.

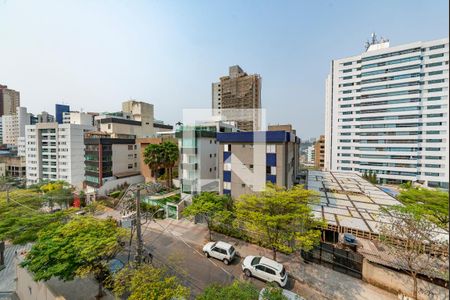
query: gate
[{"left": 301, "top": 242, "right": 363, "bottom": 279}]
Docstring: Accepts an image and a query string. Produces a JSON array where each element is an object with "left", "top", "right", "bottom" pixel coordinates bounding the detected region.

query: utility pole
[{"left": 135, "top": 189, "right": 143, "bottom": 264}]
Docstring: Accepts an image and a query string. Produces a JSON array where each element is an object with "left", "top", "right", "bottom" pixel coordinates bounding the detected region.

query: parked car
[
  {"left": 202, "top": 241, "right": 236, "bottom": 265},
  {"left": 241, "top": 256, "right": 288, "bottom": 287},
  {"left": 259, "top": 287, "right": 304, "bottom": 300}
]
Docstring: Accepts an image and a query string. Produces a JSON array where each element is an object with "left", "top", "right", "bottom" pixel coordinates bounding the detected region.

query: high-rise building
[
  {"left": 55, "top": 104, "right": 70, "bottom": 124},
  {"left": 2, "top": 107, "right": 31, "bottom": 147},
  {"left": 325, "top": 36, "right": 449, "bottom": 188},
  {"left": 314, "top": 135, "right": 325, "bottom": 170},
  {"left": 217, "top": 124, "right": 299, "bottom": 198},
  {"left": 36, "top": 111, "right": 55, "bottom": 123},
  {"left": 25, "top": 122, "right": 94, "bottom": 188},
  {"left": 0, "top": 85, "right": 20, "bottom": 117},
  {"left": 212, "top": 65, "right": 262, "bottom": 131}
]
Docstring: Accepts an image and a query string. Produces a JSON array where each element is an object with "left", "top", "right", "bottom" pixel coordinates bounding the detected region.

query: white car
[
  {"left": 259, "top": 287, "right": 304, "bottom": 300},
  {"left": 241, "top": 256, "right": 288, "bottom": 287},
  {"left": 202, "top": 241, "right": 236, "bottom": 265}
]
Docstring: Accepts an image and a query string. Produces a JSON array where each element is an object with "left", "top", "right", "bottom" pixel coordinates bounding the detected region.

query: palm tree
[
  {"left": 143, "top": 144, "right": 162, "bottom": 183},
  {"left": 160, "top": 141, "right": 179, "bottom": 188}
]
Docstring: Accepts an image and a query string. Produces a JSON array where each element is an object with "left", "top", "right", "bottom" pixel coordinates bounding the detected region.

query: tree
[
  {"left": 159, "top": 141, "right": 179, "bottom": 188},
  {"left": 196, "top": 281, "right": 259, "bottom": 300},
  {"left": 379, "top": 205, "right": 448, "bottom": 300},
  {"left": 183, "top": 192, "right": 230, "bottom": 241},
  {"left": 0, "top": 189, "right": 70, "bottom": 244},
  {"left": 21, "top": 216, "right": 127, "bottom": 298},
  {"left": 144, "top": 144, "right": 163, "bottom": 183},
  {"left": 111, "top": 264, "right": 189, "bottom": 300},
  {"left": 397, "top": 186, "right": 449, "bottom": 230},
  {"left": 260, "top": 285, "right": 289, "bottom": 300},
  {"left": 236, "top": 184, "right": 324, "bottom": 260},
  {"left": 40, "top": 180, "right": 74, "bottom": 210}
]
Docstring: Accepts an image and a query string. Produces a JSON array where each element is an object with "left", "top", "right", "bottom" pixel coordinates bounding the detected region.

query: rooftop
[{"left": 307, "top": 171, "right": 401, "bottom": 237}]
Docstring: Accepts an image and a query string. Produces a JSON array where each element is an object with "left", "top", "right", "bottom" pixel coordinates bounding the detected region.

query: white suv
[
  {"left": 203, "top": 241, "right": 236, "bottom": 265},
  {"left": 241, "top": 256, "right": 288, "bottom": 287}
]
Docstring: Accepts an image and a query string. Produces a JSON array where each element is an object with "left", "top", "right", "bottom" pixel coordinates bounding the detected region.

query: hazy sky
[{"left": 0, "top": 0, "right": 448, "bottom": 139}]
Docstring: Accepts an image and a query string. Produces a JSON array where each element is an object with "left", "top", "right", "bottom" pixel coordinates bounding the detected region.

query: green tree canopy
[
  {"left": 112, "top": 264, "right": 189, "bottom": 300},
  {"left": 159, "top": 141, "right": 179, "bottom": 188},
  {"left": 236, "top": 184, "right": 324, "bottom": 260},
  {"left": 22, "top": 216, "right": 127, "bottom": 297},
  {"left": 0, "top": 189, "right": 70, "bottom": 244},
  {"left": 196, "top": 281, "right": 259, "bottom": 300},
  {"left": 183, "top": 192, "right": 231, "bottom": 241},
  {"left": 144, "top": 143, "right": 163, "bottom": 182},
  {"left": 379, "top": 205, "right": 448, "bottom": 300},
  {"left": 397, "top": 186, "right": 449, "bottom": 230}
]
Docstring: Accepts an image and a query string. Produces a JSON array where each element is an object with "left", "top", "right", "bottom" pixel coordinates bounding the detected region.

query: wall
[
  {"left": 111, "top": 143, "right": 139, "bottom": 175},
  {"left": 97, "top": 174, "right": 144, "bottom": 196},
  {"left": 16, "top": 265, "right": 59, "bottom": 300},
  {"left": 362, "top": 259, "right": 449, "bottom": 300}
]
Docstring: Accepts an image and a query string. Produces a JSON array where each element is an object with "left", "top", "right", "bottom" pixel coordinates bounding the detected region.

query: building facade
[
  {"left": 212, "top": 65, "right": 262, "bottom": 131},
  {"left": 314, "top": 135, "right": 325, "bottom": 170},
  {"left": 325, "top": 37, "right": 449, "bottom": 188},
  {"left": 2, "top": 107, "right": 31, "bottom": 147},
  {"left": 217, "top": 125, "right": 300, "bottom": 199},
  {"left": 306, "top": 145, "right": 315, "bottom": 164},
  {"left": 63, "top": 111, "right": 94, "bottom": 126},
  {"left": 0, "top": 85, "right": 20, "bottom": 117},
  {"left": 84, "top": 132, "right": 140, "bottom": 190},
  {"left": 0, "top": 155, "right": 26, "bottom": 178},
  {"left": 177, "top": 122, "right": 237, "bottom": 195},
  {"left": 25, "top": 122, "right": 94, "bottom": 188},
  {"left": 36, "top": 111, "right": 55, "bottom": 123},
  {"left": 55, "top": 104, "right": 70, "bottom": 124}
]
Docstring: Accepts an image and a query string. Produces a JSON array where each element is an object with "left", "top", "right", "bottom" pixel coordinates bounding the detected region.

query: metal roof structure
[{"left": 307, "top": 170, "right": 401, "bottom": 239}]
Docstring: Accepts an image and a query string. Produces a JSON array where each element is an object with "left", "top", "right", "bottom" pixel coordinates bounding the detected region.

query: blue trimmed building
[{"left": 217, "top": 124, "right": 300, "bottom": 198}]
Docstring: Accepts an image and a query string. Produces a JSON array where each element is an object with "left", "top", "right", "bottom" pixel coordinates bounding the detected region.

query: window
[
  {"left": 128, "top": 164, "right": 133, "bottom": 169},
  {"left": 128, "top": 145, "right": 133, "bottom": 150},
  {"left": 224, "top": 144, "right": 231, "bottom": 152},
  {"left": 266, "top": 144, "right": 276, "bottom": 153},
  {"left": 241, "top": 183, "right": 246, "bottom": 188},
  {"left": 430, "top": 44, "right": 445, "bottom": 50},
  {"left": 426, "top": 62, "right": 443, "bottom": 68},
  {"left": 223, "top": 182, "right": 231, "bottom": 190},
  {"left": 224, "top": 163, "right": 231, "bottom": 171},
  {"left": 265, "top": 268, "right": 276, "bottom": 275},
  {"left": 429, "top": 53, "right": 444, "bottom": 59},
  {"left": 429, "top": 70, "right": 443, "bottom": 76}
]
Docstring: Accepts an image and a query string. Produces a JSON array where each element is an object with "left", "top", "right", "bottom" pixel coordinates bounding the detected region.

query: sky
[{"left": 0, "top": 0, "right": 448, "bottom": 139}]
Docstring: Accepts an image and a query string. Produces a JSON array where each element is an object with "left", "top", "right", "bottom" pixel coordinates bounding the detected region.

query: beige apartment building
[
  {"left": 314, "top": 135, "right": 325, "bottom": 170},
  {"left": 217, "top": 124, "right": 300, "bottom": 199},
  {"left": 0, "top": 84, "right": 20, "bottom": 117},
  {"left": 212, "top": 65, "right": 261, "bottom": 131}
]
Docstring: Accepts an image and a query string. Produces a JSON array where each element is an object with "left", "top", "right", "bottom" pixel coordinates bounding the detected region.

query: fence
[{"left": 301, "top": 242, "right": 363, "bottom": 279}]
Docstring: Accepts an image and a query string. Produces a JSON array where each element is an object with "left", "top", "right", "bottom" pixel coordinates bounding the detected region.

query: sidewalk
[{"left": 145, "top": 218, "right": 396, "bottom": 300}]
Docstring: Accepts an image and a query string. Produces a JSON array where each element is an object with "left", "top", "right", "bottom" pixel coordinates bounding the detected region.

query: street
[{"left": 142, "top": 226, "right": 278, "bottom": 297}]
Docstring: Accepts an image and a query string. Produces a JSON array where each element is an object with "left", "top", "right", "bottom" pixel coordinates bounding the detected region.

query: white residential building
[
  {"left": 63, "top": 111, "right": 94, "bottom": 126},
  {"left": 325, "top": 37, "right": 449, "bottom": 189},
  {"left": 177, "top": 121, "right": 238, "bottom": 195},
  {"left": 306, "top": 145, "right": 315, "bottom": 164},
  {"left": 2, "top": 107, "right": 31, "bottom": 147},
  {"left": 25, "top": 122, "right": 94, "bottom": 188}
]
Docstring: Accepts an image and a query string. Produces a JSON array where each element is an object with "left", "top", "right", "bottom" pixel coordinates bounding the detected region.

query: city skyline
[{"left": 0, "top": 0, "right": 448, "bottom": 139}]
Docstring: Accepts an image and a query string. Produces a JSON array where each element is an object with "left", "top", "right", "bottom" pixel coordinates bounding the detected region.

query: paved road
[{"left": 141, "top": 227, "right": 298, "bottom": 298}]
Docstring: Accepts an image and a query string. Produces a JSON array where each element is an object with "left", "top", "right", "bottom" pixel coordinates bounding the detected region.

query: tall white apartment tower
[
  {"left": 25, "top": 123, "right": 94, "bottom": 188},
  {"left": 325, "top": 36, "right": 449, "bottom": 189}
]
